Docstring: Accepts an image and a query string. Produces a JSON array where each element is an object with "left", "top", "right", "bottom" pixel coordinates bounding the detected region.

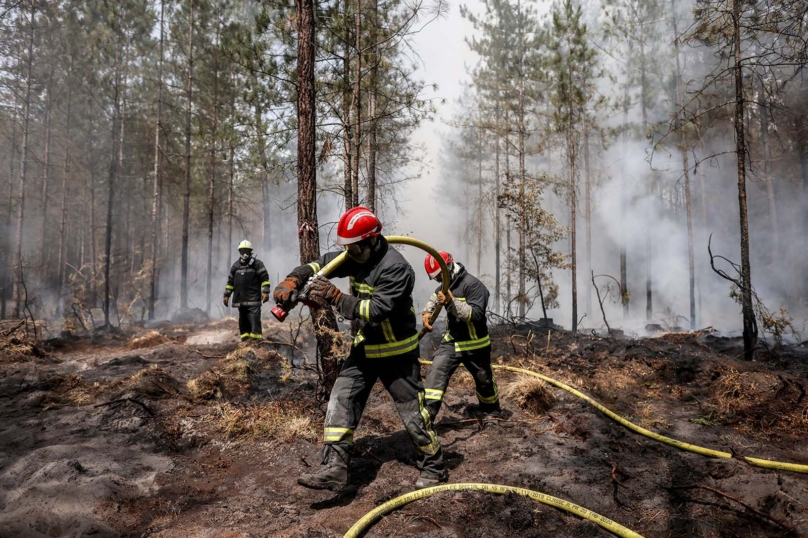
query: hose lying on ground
[
  {"left": 434, "top": 361, "right": 808, "bottom": 474},
  {"left": 342, "top": 482, "right": 645, "bottom": 538}
]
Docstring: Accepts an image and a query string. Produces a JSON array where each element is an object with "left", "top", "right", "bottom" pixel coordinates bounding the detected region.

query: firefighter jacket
[
  {"left": 429, "top": 263, "right": 490, "bottom": 355},
  {"left": 225, "top": 256, "right": 270, "bottom": 307},
  {"left": 288, "top": 236, "right": 418, "bottom": 359}
]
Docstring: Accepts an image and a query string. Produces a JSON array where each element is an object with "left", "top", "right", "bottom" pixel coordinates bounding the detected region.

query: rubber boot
[
  {"left": 297, "top": 445, "right": 349, "bottom": 491},
  {"left": 414, "top": 469, "right": 448, "bottom": 490}
]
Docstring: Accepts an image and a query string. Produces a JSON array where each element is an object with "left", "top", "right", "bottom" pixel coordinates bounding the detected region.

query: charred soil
[{"left": 1, "top": 320, "right": 807, "bottom": 537}]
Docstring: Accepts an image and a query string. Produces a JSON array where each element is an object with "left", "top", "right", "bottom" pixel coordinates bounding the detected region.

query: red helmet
[
  {"left": 424, "top": 251, "right": 453, "bottom": 279},
  {"left": 336, "top": 206, "right": 383, "bottom": 246}
]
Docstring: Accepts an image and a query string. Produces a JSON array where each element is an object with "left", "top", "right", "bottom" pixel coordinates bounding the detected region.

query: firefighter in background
[
  {"left": 223, "top": 240, "right": 271, "bottom": 341},
  {"left": 421, "top": 251, "right": 500, "bottom": 423},
  {"left": 273, "top": 207, "right": 447, "bottom": 491}
]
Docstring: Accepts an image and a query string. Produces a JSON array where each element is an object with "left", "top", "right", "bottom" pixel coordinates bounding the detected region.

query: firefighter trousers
[
  {"left": 425, "top": 340, "right": 499, "bottom": 420},
  {"left": 322, "top": 346, "right": 446, "bottom": 478},
  {"left": 238, "top": 305, "right": 262, "bottom": 340}
]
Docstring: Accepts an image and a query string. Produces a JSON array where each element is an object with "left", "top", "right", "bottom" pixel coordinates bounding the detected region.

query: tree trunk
[
  {"left": 2, "top": 56, "right": 21, "bottom": 319},
  {"left": 476, "top": 127, "right": 483, "bottom": 275},
  {"left": 342, "top": 0, "right": 353, "bottom": 211},
  {"left": 494, "top": 103, "right": 501, "bottom": 316},
  {"left": 118, "top": 37, "right": 131, "bottom": 310},
  {"left": 619, "top": 100, "right": 629, "bottom": 321},
  {"left": 567, "top": 34, "right": 577, "bottom": 333},
  {"left": 672, "top": 0, "right": 696, "bottom": 329},
  {"left": 104, "top": 48, "right": 122, "bottom": 329},
  {"left": 40, "top": 71, "right": 53, "bottom": 275},
  {"left": 57, "top": 60, "right": 74, "bottom": 315},
  {"left": 296, "top": 0, "right": 340, "bottom": 396},
  {"left": 181, "top": 0, "right": 195, "bottom": 311},
  {"left": 516, "top": 0, "right": 526, "bottom": 320},
  {"left": 584, "top": 120, "right": 592, "bottom": 321},
  {"left": 228, "top": 144, "right": 234, "bottom": 256},
  {"left": 351, "top": 0, "right": 362, "bottom": 207},
  {"left": 639, "top": 33, "right": 653, "bottom": 321},
  {"left": 149, "top": 0, "right": 165, "bottom": 320},
  {"left": 732, "top": 0, "right": 755, "bottom": 359},
  {"left": 207, "top": 0, "right": 222, "bottom": 316},
  {"left": 12, "top": 0, "right": 36, "bottom": 319},
  {"left": 366, "top": 0, "right": 378, "bottom": 212}
]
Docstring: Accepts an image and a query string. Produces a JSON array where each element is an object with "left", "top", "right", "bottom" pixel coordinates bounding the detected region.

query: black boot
[{"left": 298, "top": 445, "right": 349, "bottom": 491}]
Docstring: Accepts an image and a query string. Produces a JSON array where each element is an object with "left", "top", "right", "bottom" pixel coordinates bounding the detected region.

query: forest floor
[{"left": 1, "top": 316, "right": 807, "bottom": 538}]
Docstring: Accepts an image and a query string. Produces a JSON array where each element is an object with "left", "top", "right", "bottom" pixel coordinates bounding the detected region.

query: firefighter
[
  {"left": 273, "top": 207, "right": 447, "bottom": 491},
  {"left": 421, "top": 251, "right": 500, "bottom": 424},
  {"left": 223, "top": 240, "right": 271, "bottom": 342}
]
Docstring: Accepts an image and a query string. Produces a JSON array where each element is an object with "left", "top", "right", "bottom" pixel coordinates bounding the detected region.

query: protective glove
[
  {"left": 437, "top": 290, "right": 454, "bottom": 306},
  {"left": 273, "top": 276, "right": 301, "bottom": 306},
  {"left": 262, "top": 291, "right": 270, "bottom": 304},
  {"left": 422, "top": 312, "right": 434, "bottom": 332},
  {"left": 223, "top": 295, "right": 230, "bottom": 307},
  {"left": 308, "top": 275, "right": 343, "bottom": 307}
]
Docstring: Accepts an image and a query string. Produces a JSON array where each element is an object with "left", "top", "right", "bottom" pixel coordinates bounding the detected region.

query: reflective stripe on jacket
[
  {"left": 288, "top": 237, "right": 418, "bottom": 358},
  {"left": 438, "top": 264, "right": 490, "bottom": 354},
  {"left": 226, "top": 256, "right": 270, "bottom": 307}
]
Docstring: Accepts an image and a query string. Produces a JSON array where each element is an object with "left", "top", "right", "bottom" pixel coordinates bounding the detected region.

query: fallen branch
[
  {"left": 667, "top": 484, "right": 794, "bottom": 532},
  {"left": 186, "top": 349, "right": 225, "bottom": 360},
  {"left": 94, "top": 397, "right": 154, "bottom": 416},
  {"left": 1, "top": 319, "right": 25, "bottom": 337}
]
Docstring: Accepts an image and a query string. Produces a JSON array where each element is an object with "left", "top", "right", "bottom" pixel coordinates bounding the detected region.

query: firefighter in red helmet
[
  {"left": 273, "top": 207, "right": 447, "bottom": 491},
  {"left": 422, "top": 251, "right": 500, "bottom": 424}
]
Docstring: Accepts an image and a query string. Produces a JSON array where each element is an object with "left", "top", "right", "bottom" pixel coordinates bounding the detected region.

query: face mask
[
  {"left": 347, "top": 240, "right": 374, "bottom": 263},
  {"left": 240, "top": 251, "right": 251, "bottom": 263}
]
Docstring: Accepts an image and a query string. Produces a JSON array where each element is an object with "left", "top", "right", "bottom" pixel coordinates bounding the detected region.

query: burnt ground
[{"left": 1, "top": 319, "right": 807, "bottom": 538}]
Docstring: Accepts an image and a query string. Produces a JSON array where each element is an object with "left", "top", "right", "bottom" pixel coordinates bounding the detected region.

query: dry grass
[
  {"left": 210, "top": 400, "right": 319, "bottom": 443},
  {"left": 186, "top": 344, "right": 283, "bottom": 400},
  {"left": 0, "top": 335, "right": 45, "bottom": 363},
  {"left": 708, "top": 367, "right": 808, "bottom": 439},
  {"left": 41, "top": 373, "right": 102, "bottom": 409},
  {"left": 504, "top": 376, "right": 555, "bottom": 416},
  {"left": 128, "top": 330, "right": 168, "bottom": 350}
]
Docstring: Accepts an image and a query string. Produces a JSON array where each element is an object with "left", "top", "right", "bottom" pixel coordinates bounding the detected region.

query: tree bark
[
  {"left": 672, "top": 0, "right": 695, "bottom": 329},
  {"left": 342, "top": 0, "right": 353, "bottom": 211},
  {"left": 494, "top": 102, "right": 501, "bottom": 316},
  {"left": 149, "top": 0, "right": 165, "bottom": 320},
  {"left": 181, "top": 0, "right": 195, "bottom": 311},
  {"left": 297, "top": 0, "right": 340, "bottom": 396},
  {"left": 2, "top": 52, "right": 21, "bottom": 320},
  {"left": 732, "top": 0, "right": 755, "bottom": 359},
  {"left": 104, "top": 46, "right": 122, "bottom": 329},
  {"left": 476, "top": 126, "right": 483, "bottom": 275},
  {"left": 639, "top": 32, "right": 652, "bottom": 322},
  {"left": 351, "top": 0, "right": 362, "bottom": 207},
  {"left": 40, "top": 71, "right": 53, "bottom": 275},
  {"left": 12, "top": 0, "right": 36, "bottom": 319},
  {"left": 207, "top": 0, "right": 222, "bottom": 316},
  {"left": 517, "top": 0, "right": 526, "bottom": 320},
  {"left": 584, "top": 120, "right": 592, "bottom": 321},
  {"left": 366, "top": 0, "right": 378, "bottom": 212},
  {"left": 567, "top": 31, "right": 577, "bottom": 333},
  {"left": 57, "top": 59, "right": 74, "bottom": 315}
]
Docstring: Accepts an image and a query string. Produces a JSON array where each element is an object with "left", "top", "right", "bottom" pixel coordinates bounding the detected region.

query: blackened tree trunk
[
  {"left": 57, "top": 59, "right": 74, "bottom": 315},
  {"left": 494, "top": 103, "right": 501, "bottom": 315},
  {"left": 342, "top": 0, "right": 353, "bottom": 211},
  {"left": 584, "top": 120, "right": 592, "bottom": 320},
  {"left": 181, "top": 0, "right": 195, "bottom": 311},
  {"left": 12, "top": 0, "right": 36, "bottom": 319},
  {"left": 296, "top": 0, "right": 340, "bottom": 395},
  {"left": 206, "top": 0, "right": 222, "bottom": 316},
  {"left": 149, "top": 0, "right": 165, "bottom": 320},
  {"left": 104, "top": 49, "right": 122, "bottom": 329},
  {"left": 40, "top": 71, "right": 53, "bottom": 274},
  {"left": 732, "top": 0, "right": 755, "bottom": 359},
  {"left": 671, "top": 0, "right": 695, "bottom": 329},
  {"left": 351, "top": 0, "right": 361, "bottom": 207}
]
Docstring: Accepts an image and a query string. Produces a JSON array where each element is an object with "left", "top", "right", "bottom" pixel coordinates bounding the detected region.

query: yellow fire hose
[
  {"left": 342, "top": 482, "right": 645, "bottom": 538},
  {"left": 485, "top": 364, "right": 808, "bottom": 474}
]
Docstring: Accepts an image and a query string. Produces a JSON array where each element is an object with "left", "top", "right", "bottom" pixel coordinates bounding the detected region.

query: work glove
[
  {"left": 262, "top": 291, "right": 270, "bottom": 304},
  {"left": 308, "top": 275, "right": 343, "bottom": 307},
  {"left": 223, "top": 295, "right": 230, "bottom": 307},
  {"left": 422, "top": 312, "right": 434, "bottom": 332},
  {"left": 273, "top": 276, "right": 301, "bottom": 306},
  {"left": 437, "top": 290, "right": 454, "bottom": 306}
]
